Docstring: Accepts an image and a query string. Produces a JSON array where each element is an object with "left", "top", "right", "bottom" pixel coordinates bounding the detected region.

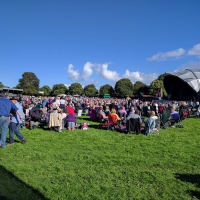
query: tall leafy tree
[
  {"left": 68, "top": 83, "right": 83, "bottom": 95},
  {"left": 157, "top": 73, "right": 169, "bottom": 81},
  {"left": 17, "top": 72, "right": 39, "bottom": 95},
  {"left": 114, "top": 78, "right": 134, "bottom": 97},
  {"left": 99, "top": 84, "right": 114, "bottom": 97},
  {"left": 0, "top": 82, "right": 9, "bottom": 88},
  {"left": 0, "top": 82, "right": 4, "bottom": 88},
  {"left": 133, "top": 81, "right": 148, "bottom": 95},
  {"left": 51, "top": 84, "right": 67, "bottom": 96},
  {"left": 84, "top": 84, "right": 98, "bottom": 97},
  {"left": 149, "top": 79, "right": 167, "bottom": 97},
  {"left": 40, "top": 85, "right": 52, "bottom": 96}
]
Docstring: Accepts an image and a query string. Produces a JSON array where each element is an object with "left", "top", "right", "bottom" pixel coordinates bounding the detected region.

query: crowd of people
[{"left": 0, "top": 94, "right": 199, "bottom": 148}]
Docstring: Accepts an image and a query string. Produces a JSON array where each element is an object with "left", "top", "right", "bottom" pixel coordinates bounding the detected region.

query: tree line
[{"left": 0, "top": 72, "right": 168, "bottom": 98}]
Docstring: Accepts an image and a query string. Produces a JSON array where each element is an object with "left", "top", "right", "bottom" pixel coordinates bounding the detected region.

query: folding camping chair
[
  {"left": 49, "top": 113, "right": 62, "bottom": 132},
  {"left": 175, "top": 108, "right": 189, "bottom": 128},
  {"left": 159, "top": 107, "right": 171, "bottom": 129},
  {"left": 126, "top": 118, "right": 141, "bottom": 134}
]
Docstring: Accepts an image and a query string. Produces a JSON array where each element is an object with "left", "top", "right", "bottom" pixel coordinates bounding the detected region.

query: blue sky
[{"left": 1, "top": 0, "right": 200, "bottom": 89}]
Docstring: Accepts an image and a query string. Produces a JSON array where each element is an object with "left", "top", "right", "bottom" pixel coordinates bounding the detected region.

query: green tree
[
  {"left": 17, "top": 72, "right": 39, "bottom": 95},
  {"left": 133, "top": 81, "right": 148, "bottom": 95},
  {"left": 0, "top": 82, "right": 4, "bottom": 88},
  {"left": 99, "top": 84, "right": 114, "bottom": 97},
  {"left": 51, "top": 84, "right": 67, "bottom": 96},
  {"left": 84, "top": 84, "right": 98, "bottom": 97},
  {"left": 114, "top": 78, "right": 134, "bottom": 97},
  {"left": 0, "top": 82, "right": 9, "bottom": 88},
  {"left": 0, "top": 82, "right": 10, "bottom": 88},
  {"left": 157, "top": 73, "right": 169, "bottom": 81},
  {"left": 40, "top": 85, "right": 52, "bottom": 96},
  {"left": 149, "top": 79, "right": 167, "bottom": 97},
  {"left": 68, "top": 83, "right": 83, "bottom": 95}
]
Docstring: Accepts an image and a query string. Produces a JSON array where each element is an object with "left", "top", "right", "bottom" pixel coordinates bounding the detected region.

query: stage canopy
[{"left": 163, "top": 69, "right": 200, "bottom": 100}]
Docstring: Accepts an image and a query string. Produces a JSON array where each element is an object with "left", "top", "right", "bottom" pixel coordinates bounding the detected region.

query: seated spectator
[
  {"left": 118, "top": 106, "right": 127, "bottom": 115},
  {"left": 188, "top": 101, "right": 194, "bottom": 114},
  {"left": 158, "top": 103, "right": 165, "bottom": 114},
  {"left": 169, "top": 106, "right": 180, "bottom": 125},
  {"left": 108, "top": 108, "right": 121, "bottom": 130},
  {"left": 127, "top": 106, "right": 135, "bottom": 116},
  {"left": 97, "top": 106, "right": 108, "bottom": 123},
  {"left": 192, "top": 102, "right": 199, "bottom": 114},
  {"left": 90, "top": 105, "right": 97, "bottom": 121},
  {"left": 127, "top": 109, "right": 142, "bottom": 124},
  {"left": 152, "top": 102, "right": 158, "bottom": 115},
  {"left": 179, "top": 101, "right": 188, "bottom": 110},
  {"left": 144, "top": 111, "right": 157, "bottom": 136},
  {"left": 104, "top": 106, "right": 111, "bottom": 116}
]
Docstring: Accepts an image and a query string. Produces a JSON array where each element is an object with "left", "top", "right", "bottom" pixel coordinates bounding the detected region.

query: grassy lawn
[{"left": 0, "top": 117, "right": 200, "bottom": 199}]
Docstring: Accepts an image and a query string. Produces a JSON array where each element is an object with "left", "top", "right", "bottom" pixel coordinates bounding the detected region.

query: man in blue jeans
[
  {"left": 0, "top": 95, "right": 22, "bottom": 148},
  {"left": 8, "top": 96, "right": 26, "bottom": 145}
]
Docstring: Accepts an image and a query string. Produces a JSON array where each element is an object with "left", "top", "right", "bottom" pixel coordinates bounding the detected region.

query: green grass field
[{"left": 1, "top": 117, "right": 200, "bottom": 200}]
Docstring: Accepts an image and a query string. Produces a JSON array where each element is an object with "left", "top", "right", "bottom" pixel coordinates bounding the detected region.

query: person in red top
[{"left": 66, "top": 104, "right": 75, "bottom": 115}]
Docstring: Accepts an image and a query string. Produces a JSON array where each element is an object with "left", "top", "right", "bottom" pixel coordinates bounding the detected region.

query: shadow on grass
[
  {"left": 88, "top": 124, "right": 101, "bottom": 129},
  {"left": 175, "top": 173, "right": 200, "bottom": 199},
  {"left": 0, "top": 165, "right": 49, "bottom": 200}
]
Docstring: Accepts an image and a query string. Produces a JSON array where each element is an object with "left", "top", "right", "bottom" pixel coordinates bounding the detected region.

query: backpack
[{"left": 81, "top": 122, "right": 89, "bottom": 130}]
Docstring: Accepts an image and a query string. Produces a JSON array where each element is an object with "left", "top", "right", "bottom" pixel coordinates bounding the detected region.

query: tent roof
[{"left": 165, "top": 69, "right": 200, "bottom": 93}]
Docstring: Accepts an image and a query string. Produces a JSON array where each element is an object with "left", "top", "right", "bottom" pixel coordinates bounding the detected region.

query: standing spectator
[
  {"left": 67, "top": 113, "right": 76, "bottom": 131},
  {"left": 0, "top": 95, "right": 22, "bottom": 148},
  {"left": 59, "top": 96, "right": 66, "bottom": 110},
  {"left": 8, "top": 97, "right": 26, "bottom": 145},
  {"left": 42, "top": 96, "right": 49, "bottom": 108},
  {"left": 52, "top": 97, "right": 60, "bottom": 109}
]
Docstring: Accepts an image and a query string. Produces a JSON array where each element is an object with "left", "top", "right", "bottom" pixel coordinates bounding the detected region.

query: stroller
[{"left": 27, "top": 107, "right": 44, "bottom": 129}]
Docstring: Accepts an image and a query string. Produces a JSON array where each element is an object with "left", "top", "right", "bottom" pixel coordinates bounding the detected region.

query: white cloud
[
  {"left": 181, "top": 61, "right": 200, "bottom": 69},
  {"left": 147, "top": 48, "right": 186, "bottom": 61},
  {"left": 96, "top": 63, "right": 121, "bottom": 81},
  {"left": 187, "top": 43, "right": 200, "bottom": 57},
  {"left": 67, "top": 64, "right": 80, "bottom": 81},
  {"left": 64, "top": 84, "right": 71, "bottom": 88},
  {"left": 123, "top": 70, "right": 157, "bottom": 84},
  {"left": 66, "top": 62, "right": 157, "bottom": 84},
  {"left": 82, "top": 62, "right": 94, "bottom": 80}
]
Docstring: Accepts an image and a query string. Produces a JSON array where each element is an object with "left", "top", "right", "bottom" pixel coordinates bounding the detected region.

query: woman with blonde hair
[
  {"left": 108, "top": 108, "right": 121, "bottom": 130},
  {"left": 144, "top": 111, "right": 157, "bottom": 136}
]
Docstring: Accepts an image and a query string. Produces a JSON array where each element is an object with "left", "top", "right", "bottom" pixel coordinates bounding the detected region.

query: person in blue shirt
[
  {"left": 0, "top": 95, "right": 22, "bottom": 148},
  {"left": 8, "top": 97, "right": 26, "bottom": 145},
  {"left": 169, "top": 106, "right": 180, "bottom": 126},
  {"left": 169, "top": 106, "right": 180, "bottom": 121}
]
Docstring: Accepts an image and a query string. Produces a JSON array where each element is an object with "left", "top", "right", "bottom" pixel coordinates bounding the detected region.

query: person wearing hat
[
  {"left": 0, "top": 95, "right": 23, "bottom": 148},
  {"left": 8, "top": 96, "right": 26, "bottom": 145}
]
